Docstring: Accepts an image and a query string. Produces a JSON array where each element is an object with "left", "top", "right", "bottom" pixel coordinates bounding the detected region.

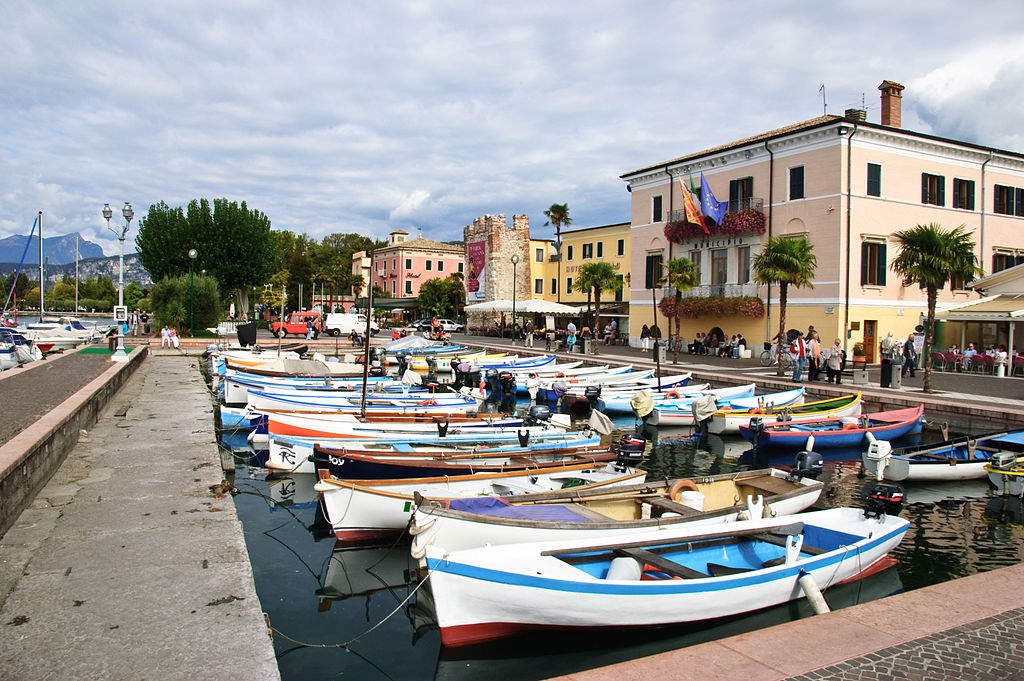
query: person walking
[
  {"left": 524, "top": 319, "right": 534, "bottom": 347},
  {"left": 139, "top": 310, "right": 150, "bottom": 335},
  {"left": 789, "top": 331, "right": 807, "bottom": 382},
  {"left": 825, "top": 338, "right": 844, "bottom": 383},
  {"left": 640, "top": 324, "right": 651, "bottom": 351},
  {"left": 902, "top": 332, "right": 917, "bottom": 378}
]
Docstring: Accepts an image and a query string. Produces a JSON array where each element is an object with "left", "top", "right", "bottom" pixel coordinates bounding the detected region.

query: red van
[{"left": 271, "top": 312, "right": 323, "bottom": 338}]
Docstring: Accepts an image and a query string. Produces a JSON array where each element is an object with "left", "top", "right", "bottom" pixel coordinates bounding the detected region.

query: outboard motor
[
  {"left": 616, "top": 435, "right": 646, "bottom": 459},
  {"left": 523, "top": 405, "right": 552, "bottom": 427},
  {"left": 483, "top": 368, "right": 501, "bottom": 406},
  {"left": 368, "top": 360, "right": 386, "bottom": 378},
  {"left": 790, "top": 448, "right": 824, "bottom": 480},
  {"left": 423, "top": 356, "right": 440, "bottom": 390},
  {"left": 864, "top": 482, "right": 905, "bottom": 518},
  {"left": 747, "top": 417, "right": 766, "bottom": 452},
  {"left": 449, "top": 357, "right": 461, "bottom": 386},
  {"left": 498, "top": 370, "right": 517, "bottom": 413},
  {"left": 584, "top": 385, "right": 604, "bottom": 414}
]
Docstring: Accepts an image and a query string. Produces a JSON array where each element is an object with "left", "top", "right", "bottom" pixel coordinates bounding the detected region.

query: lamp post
[
  {"left": 510, "top": 254, "right": 520, "bottom": 345},
  {"left": 188, "top": 249, "right": 198, "bottom": 336},
  {"left": 104, "top": 202, "right": 133, "bottom": 361}
]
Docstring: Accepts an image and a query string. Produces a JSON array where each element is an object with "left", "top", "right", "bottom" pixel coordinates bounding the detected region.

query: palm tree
[
  {"left": 891, "top": 223, "right": 980, "bottom": 393},
  {"left": 544, "top": 203, "right": 572, "bottom": 302},
  {"left": 573, "top": 262, "right": 622, "bottom": 355},
  {"left": 663, "top": 258, "right": 700, "bottom": 363},
  {"left": 752, "top": 236, "right": 817, "bottom": 376}
]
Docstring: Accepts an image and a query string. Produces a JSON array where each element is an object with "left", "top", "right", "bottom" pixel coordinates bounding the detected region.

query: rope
[{"left": 266, "top": 570, "right": 432, "bottom": 649}]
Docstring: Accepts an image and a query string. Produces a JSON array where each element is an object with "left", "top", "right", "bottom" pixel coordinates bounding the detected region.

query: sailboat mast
[
  {"left": 37, "top": 210, "right": 43, "bottom": 317},
  {"left": 75, "top": 236, "right": 79, "bottom": 314}
]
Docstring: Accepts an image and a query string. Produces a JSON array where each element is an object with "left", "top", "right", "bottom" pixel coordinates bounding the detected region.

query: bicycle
[{"left": 759, "top": 343, "right": 794, "bottom": 370}]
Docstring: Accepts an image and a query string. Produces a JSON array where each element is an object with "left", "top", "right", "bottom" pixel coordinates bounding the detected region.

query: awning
[
  {"left": 464, "top": 299, "right": 581, "bottom": 315},
  {"left": 938, "top": 294, "right": 1024, "bottom": 321}
]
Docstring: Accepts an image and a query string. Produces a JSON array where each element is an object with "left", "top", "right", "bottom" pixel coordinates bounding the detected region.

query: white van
[{"left": 324, "top": 312, "right": 379, "bottom": 337}]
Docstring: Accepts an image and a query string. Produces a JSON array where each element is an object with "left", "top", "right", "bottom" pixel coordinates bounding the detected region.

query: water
[{"left": 217, "top": 404, "right": 1024, "bottom": 681}]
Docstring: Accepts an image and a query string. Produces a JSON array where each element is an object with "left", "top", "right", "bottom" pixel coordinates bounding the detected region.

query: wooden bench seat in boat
[
  {"left": 738, "top": 474, "right": 797, "bottom": 496},
  {"left": 615, "top": 548, "right": 708, "bottom": 579},
  {"left": 645, "top": 497, "right": 702, "bottom": 516}
]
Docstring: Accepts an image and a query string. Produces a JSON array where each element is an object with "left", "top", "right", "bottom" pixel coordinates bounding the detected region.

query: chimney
[
  {"left": 878, "top": 80, "right": 905, "bottom": 127},
  {"left": 844, "top": 108, "right": 867, "bottom": 121}
]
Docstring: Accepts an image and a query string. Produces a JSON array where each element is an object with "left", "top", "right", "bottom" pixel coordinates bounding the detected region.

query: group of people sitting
[
  {"left": 943, "top": 342, "right": 1015, "bottom": 372},
  {"left": 689, "top": 332, "right": 748, "bottom": 358}
]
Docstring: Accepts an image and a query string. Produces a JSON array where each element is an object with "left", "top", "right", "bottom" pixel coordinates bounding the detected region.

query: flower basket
[
  {"left": 719, "top": 209, "right": 766, "bottom": 236},
  {"left": 664, "top": 221, "right": 707, "bottom": 243},
  {"left": 678, "top": 295, "right": 765, "bottom": 319}
]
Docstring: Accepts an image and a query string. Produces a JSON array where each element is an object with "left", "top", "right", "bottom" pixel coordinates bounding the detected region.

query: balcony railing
[
  {"left": 663, "top": 283, "right": 761, "bottom": 299},
  {"left": 668, "top": 197, "right": 764, "bottom": 224}
]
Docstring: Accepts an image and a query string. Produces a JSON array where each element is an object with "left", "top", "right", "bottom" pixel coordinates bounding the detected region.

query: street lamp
[
  {"left": 104, "top": 202, "right": 132, "bottom": 361},
  {"left": 188, "top": 249, "right": 198, "bottom": 336},
  {"left": 510, "top": 254, "right": 520, "bottom": 345}
]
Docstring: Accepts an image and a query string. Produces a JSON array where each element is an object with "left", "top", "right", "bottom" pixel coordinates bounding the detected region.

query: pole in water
[
  {"left": 360, "top": 251, "right": 374, "bottom": 419},
  {"left": 797, "top": 570, "right": 831, "bottom": 615},
  {"left": 651, "top": 284, "right": 662, "bottom": 390}
]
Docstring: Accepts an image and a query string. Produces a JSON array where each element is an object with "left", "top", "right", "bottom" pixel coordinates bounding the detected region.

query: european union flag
[{"left": 700, "top": 173, "right": 727, "bottom": 226}]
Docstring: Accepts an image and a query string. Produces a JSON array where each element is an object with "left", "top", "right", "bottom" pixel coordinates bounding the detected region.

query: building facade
[
  {"left": 364, "top": 229, "right": 465, "bottom": 299},
  {"left": 622, "top": 80, "right": 1024, "bottom": 359}
]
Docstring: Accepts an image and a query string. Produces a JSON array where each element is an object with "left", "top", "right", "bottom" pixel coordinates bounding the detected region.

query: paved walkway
[{"left": 0, "top": 356, "right": 279, "bottom": 680}]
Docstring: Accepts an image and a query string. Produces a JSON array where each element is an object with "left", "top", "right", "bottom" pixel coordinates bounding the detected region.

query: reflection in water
[{"left": 221, "top": 417, "right": 1024, "bottom": 681}]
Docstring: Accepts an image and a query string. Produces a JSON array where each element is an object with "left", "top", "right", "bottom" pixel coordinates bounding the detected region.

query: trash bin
[
  {"left": 997, "top": 362, "right": 1006, "bottom": 377},
  {"left": 880, "top": 358, "right": 893, "bottom": 388},
  {"left": 584, "top": 339, "right": 597, "bottom": 355},
  {"left": 108, "top": 335, "right": 118, "bottom": 352}
]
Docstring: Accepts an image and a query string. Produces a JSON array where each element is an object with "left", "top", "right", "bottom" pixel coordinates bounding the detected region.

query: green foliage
[
  {"left": 892, "top": 223, "right": 980, "bottom": 392},
  {"left": 259, "top": 271, "right": 290, "bottom": 311},
  {"left": 664, "top": 258, "right": 700, "bottom": 292},
  {"left": 150, "top": 273, "right": 223, "bottom": 335},
  {"left": 2, "top": 272, "right": 31, "bottom": 302},
  {"left": 753, "top": 236, "right": 817, "bottom": 375},
  {"left": 543, "top": 203, "right": 572, "bottom": 234},
  {"left": 573, "top": 262, "right": 622, "bottom": 355},
  {"left": 136, "top": 198, "right": 275, "bottom": 305},
  {"left": 371, "top": 285, "right": 389, "bottom": 299},
  {"left": 417, "top": 276, "right": 465, "bottom": 318},
  {"left": 50, "top": 275, "right": 77, "bottom": 301},
  {"left": 80, "top": 275, "right": 117, "bottom": 303},
  {"left": 124, "top": 282, "right": 145, "bottom": 309}
]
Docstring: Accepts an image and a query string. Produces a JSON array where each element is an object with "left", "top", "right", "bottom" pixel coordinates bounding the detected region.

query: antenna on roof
[
  {"left": 418, "top": 227, "right": 423, "bottom": 239},
  {"left": 818, "top": 84, "right": 827, "bottom": 115}
]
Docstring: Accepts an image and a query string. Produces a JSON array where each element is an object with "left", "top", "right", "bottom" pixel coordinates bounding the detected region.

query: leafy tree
[
  {"left": 150, "top": 273, "right": 223, "bottom": 335},
  {"left": 3, "top": 272, "right": 31, "bottom": 305},
  {"left": 753, "top": 236, "right": 817, "bottom": 375},
  {"left": 371, "top": 285, "right": 389, "bottom": 300},
  {"left": 137, "top": 198, "right": 275, "bottom": 320},
  {"left": 544, "top": 203, "right": 572, "bottom": 302},
  {"left": 124, "top": 281, "right": 145, "bottom": 309},
  {"left": 892, "top": 223, "right": 980, "bottom": 392},
  {"left": 663, "top": 258, "right": 701, "bottom": 363},
  {"left": 417, "top": 276, "right": 465, "bottom": 318},
  {"left": 258, "top": 271, "right": 290, "bottom": 315},
  {"left": 573, "top": 262, "right": 622, "bottom": 355},
  {"left": 50, "top": 275, "right": 77, "bottom": 301}
]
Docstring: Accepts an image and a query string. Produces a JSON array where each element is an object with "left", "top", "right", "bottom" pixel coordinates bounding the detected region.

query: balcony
[
  {"left": 663, "top": 283, "right": 761, "bottom": 299},
  {"left": 668, "top": 197, "right": 764, "bottom": 224}
]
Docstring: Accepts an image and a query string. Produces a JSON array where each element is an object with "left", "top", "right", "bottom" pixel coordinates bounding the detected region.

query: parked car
[
  {"left": 271, "top": 311, "right": 323, "bottom": 338},
  {"left": 414, "top": 318, "right": 464, "bottom": 333},
  {"left": 323, "top": 312, "right": 379, "bottom": 337}
]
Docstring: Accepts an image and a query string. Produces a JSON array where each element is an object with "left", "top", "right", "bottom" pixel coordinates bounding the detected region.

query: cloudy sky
[{"left": 3, "top": 0, "right": 1023, "bottom": 255}]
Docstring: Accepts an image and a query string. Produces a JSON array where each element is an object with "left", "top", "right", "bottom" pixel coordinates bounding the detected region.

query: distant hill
[
  {"left": 0, "top": 253, "right": 152, "bottom": 288},
  {"left": 0, "top": 232, "right": 105, "bottom": 265}
]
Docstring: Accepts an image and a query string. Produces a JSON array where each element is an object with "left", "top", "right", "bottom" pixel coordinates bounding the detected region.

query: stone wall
[{"left": 464, "top": 214, "right": 532, "bottom": 327}]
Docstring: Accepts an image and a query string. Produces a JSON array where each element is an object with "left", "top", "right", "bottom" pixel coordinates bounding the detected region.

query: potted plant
[{"left": 852, "top": 341, "right": 866, "bottom": 365}]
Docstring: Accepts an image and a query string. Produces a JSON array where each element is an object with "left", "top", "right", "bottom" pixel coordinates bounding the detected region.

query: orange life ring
[
  {"left": 749, "top": 408, "right": 765, "bottom": 414},
  {"left": 665, "top": 390, "right": 682, "bottom": 399},
  {"left": 842, "top": 422, "right": 859, "bottom": 431},
  {"left": 668, "top": 478, "right": 700, "bottom": 502},
  {"left": 418, "top": 399, "right": 438, "bottom": 406}
]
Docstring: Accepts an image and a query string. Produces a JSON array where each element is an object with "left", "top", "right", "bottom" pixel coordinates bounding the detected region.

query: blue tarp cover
[
  {"left": 448, "top": 496, "right": 596, "bottom": 522},
  {"left": 991, "top": 431, "right": 1024, "bottom": 446}
]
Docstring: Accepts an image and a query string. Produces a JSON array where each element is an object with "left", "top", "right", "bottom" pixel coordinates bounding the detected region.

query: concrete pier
[{"left": 0, "top": 357, "right": 279, "bottom": 680}]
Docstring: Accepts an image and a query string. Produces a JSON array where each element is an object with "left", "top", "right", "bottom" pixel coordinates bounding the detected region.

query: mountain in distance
[{"left": 0, "top": 232, "right": 105, "bottom": 265}]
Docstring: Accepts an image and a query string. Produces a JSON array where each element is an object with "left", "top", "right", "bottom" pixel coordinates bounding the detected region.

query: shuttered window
[
  {"left": 921, "top": 173, "right": 945, "bottom": 206},
  {"left": 652, "top": 195, "right": 663, "bottom": 223},
  {"left": 866, "top": 163, "right": 882, "bottom": 197},
  {"left": 788, "top": 166, "right": 805, "bottom": 200},
  {"left": 644, "top": 253, "right": 663, "bottom": 289},
  {"left": 953, "top": 179, "right": 975, "bottom": 210},
  {"left": 994, "top": 185, "right": 1024, "bottom": 216},
  {"left": 861, "top": 242, "right": 887, "bottom": 286}
]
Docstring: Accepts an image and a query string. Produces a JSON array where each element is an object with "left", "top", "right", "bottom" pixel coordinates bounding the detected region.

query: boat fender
[
  {"left": 842, "top": 422, "right": 860, "bottom": 431},
  {"left": 606, "top": 557, "right": 643, "bottom": 581},
  {"left": 408, "top": 515, "right": 437, "bottom": 536},
  {"left": 665, "top": 390, "right": 682, "bottom": 399},
  {"left": 668, "top": 478, "right": 699, "bottom": 502},
  {"left": 418, "top": 399, "right": 438, "bottom": 406},
  {"left": 749, "top": 408, "right": 765, "bottom": 414},
  {"left": 798, "top": 570, "right": 831, "bottom": 615}
]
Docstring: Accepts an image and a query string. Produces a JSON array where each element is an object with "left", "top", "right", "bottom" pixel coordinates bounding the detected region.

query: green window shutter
[
  {"left": 967, "top": 181, "right": 975, "bottom": 210},
  {"left": 921, "top": 174, "right": 929, "bottom": 203},
  {"left": 876, "top": 243, "right": 887, "bottom": 286},
  {"left": 1016, "top": 188, "right": 1024, "bottom": 217},
  {"left": 861, "top": 242, "right": 870, "bottom": 285},
  {"left": 937, "top": 176, "right": 945, "bottom": 206}
]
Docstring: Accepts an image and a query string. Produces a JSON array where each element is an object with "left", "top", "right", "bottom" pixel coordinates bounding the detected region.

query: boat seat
[
  {"left": 615, "top": 548, "right": 707, "bottom": 579},
  {"left": 561, "top": 503, "right": 615, "bottom": 522},
  {"left": 391, "top": 443, "right": 415, "bottom": 452},
  {"left": 755, "top": 533, "right": 828, "bottom": 555},
  {"left": 738, "top": 475, "right": 796, "bottom": 496},
  {"left": 705, "top": 562, "right": 756, "bottom": 576},
  {"left": 646, "top": 497, "right": 702, "bottom": 516}
]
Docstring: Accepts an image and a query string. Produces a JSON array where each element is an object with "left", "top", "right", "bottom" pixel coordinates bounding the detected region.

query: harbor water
[{"left": 217, "top": 398, "right": 1024, "bottom": 681}]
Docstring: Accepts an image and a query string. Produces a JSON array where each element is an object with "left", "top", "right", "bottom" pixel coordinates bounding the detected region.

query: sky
[{"left": 3, "top": 0, "right": 1024, "bottom": 256}]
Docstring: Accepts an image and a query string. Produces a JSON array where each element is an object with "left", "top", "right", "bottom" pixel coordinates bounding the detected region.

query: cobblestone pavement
[
  {"left": 786, "top": 607, "right": 1024, "bottom": 681},
  {"left": 0, "top": 351, "right": 113, "bottom": 446}
]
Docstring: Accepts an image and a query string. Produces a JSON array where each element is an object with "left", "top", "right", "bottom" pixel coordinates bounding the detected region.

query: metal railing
[
  {"left": 668, "top": 197, "right": 764, "bottom": 223},
  {"left": 662, "top": 283, "right": 760, "bottom": 298}
]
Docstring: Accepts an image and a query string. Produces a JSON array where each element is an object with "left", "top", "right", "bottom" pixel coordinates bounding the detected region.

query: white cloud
[{"left": 2, "top": 0, "right": 1024, "bottom": 255}]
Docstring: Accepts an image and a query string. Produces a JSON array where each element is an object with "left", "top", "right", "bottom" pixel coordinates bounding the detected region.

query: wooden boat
[
  {"left": 247, "top": 390, "right": 479, "bottom": 415},
  {"left": 739, "top": 405, "right": 924, "bottom": 450},
  {"left": 264, "top": 411, "right": 567, "bottom": 440},
  {"left": 222, "top": 373, "right": 399, "bottom": 404},
  {"left": 307, "top": 446, "right": 618, "bottom": 480},
  {"left": 650, "top": 388, "right": 805, "bottom": 426},
  {"left": 596, "top": 383, "right": 754, "bottom": 415},
  {"left": 424, "top": 507, "right": 909, "bottom": 646},
  {"left": 408, "top": 468, "right": 824, "bottom": 558},
  {"left": 313, "top": 462, "right": 646, "bottom": 541},
  {"left": 709, "top": 393, "right": 863, "bottom": 434},
  {"left": 863, "top": 429, "right": 1024, "bottom": 482},
  {"left": 983, "top": 433, "right": 1024, "bottom": 495},
  {"left": 266, "top": 432, "right": 605, "bottom": 474}
]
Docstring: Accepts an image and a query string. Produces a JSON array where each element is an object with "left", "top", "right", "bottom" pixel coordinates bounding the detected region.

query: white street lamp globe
[
  {"left": 102, "top": 203, "right": 113, "bottom": 220},
  {"left": 122, "top": 202, "right": 134, "bottom": 221},
  {"left": 188, "top": 249, "right": 198, "bottom": 260}
]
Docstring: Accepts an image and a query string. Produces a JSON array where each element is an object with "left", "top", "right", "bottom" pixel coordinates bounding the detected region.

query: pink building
[{"left": 366, "top": 230, "right": 466, "bottom": 298}]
